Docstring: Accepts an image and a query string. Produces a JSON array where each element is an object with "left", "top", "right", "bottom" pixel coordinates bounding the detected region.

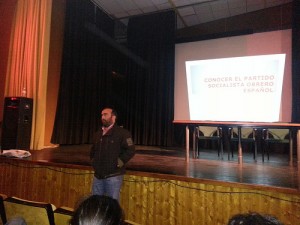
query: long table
[{"left": 174, "top": 120, "right": 300, "bottom": 165}]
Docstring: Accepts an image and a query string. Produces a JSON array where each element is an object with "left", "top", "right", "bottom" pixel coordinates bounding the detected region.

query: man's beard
[{"left": 102, "top": 119, "right": 111, "bottom": 127}]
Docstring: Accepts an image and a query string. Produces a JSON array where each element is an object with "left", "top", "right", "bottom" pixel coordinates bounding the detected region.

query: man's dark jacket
[{"left": 90, "top": 124, "right": 135, "bottom": 179}]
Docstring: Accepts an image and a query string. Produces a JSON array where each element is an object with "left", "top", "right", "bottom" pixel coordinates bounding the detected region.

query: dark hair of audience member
[
  {"left": 227, "top": 212, "right": 284, "bottom": 225},
  {"left": 70, "top": 195, "right": 124, "bottom": 225}
]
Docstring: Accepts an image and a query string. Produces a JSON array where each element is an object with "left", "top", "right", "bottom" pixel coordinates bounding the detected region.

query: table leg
[
  {"left": 238, "top": 127, "right": 243, "bottom": 164},
  {"left": 297, "top": 129, "right": 300, "bottom": 166},
  {"left": 186, "top": 125, "right": 189, "bottom": 162},
  {"left": 289, "top": 129, "right": 293, "bottom": 166},
  {"left": 193, "top": 126, "right": 197, "bottom": 158}
]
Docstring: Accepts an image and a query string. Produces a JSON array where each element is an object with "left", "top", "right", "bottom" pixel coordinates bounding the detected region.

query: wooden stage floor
[{"left": 26, "top": 144, "right": 300, "bottom": 191}]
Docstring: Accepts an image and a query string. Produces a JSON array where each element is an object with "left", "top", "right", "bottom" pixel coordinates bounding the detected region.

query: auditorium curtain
[
  {"left": 126, "top": 11, "right": 176, "bottom": 146},
  {"left": 5, "top": 0, "right": 52, "bottom": 149},
  {"left": 51, "top": 0, "right": 118, "bottom": 144},
  {"left": 51, "top": 0, "right": 176, "bottom": 146}
]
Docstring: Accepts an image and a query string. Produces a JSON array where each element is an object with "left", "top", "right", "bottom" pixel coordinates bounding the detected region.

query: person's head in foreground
[
  {"left": 70, "top": 194, "right": 124, "bottom": 225},
  {"left": 227, "top": 212, "right": 284, "bottom": 225}
]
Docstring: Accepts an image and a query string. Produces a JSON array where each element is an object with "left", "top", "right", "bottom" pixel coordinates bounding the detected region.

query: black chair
[
  {"left": 262, "top": 129, "right": 290, "bottom": 162},
  {"left": 194, "top": 126, "right": 223, "bottom": 159},
  {"left": 229, "top": 128, "right": 262, "bottom": 161}
]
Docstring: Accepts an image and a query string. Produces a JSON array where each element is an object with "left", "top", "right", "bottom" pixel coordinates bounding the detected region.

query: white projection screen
[{"left": 174, "top": 29, "right": 292, "bottom": 123}]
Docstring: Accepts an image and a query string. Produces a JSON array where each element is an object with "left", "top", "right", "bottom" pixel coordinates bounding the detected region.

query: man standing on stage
[{"left": 90, "top": 107, "right": 135, "bottom": 201}]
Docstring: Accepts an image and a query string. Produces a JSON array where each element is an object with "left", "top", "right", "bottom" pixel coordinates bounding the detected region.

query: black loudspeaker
[{"left": 1, "top": 97, "right": 33, "bottom": 150}]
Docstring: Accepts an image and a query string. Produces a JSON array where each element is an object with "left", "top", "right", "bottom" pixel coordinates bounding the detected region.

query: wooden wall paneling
[
  {"left": 121, "top": 175, "right": 300, "bottom": 225},
  {"left": 1, "top": 160, "right": 300, "bottom": 225}
]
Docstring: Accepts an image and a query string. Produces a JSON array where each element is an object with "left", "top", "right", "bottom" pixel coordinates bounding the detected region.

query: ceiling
[{"left": 91, "top": 0, "right": 292, "bottom": 30}]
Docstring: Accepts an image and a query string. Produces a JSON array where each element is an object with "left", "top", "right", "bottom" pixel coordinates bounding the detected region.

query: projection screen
[{"left": 174, "top": 29, "right": 292, "bottom": 123}]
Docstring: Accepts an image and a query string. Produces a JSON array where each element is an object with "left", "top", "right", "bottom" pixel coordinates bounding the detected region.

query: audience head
[
  {"left": 70, "top": 194, "right": 124, "bottom": 225},
  {"left": 6, "top": 217, "right": 27, "bottom": 225},
  {"left": 227, "top": 212, "right": 284, "bottom": 225}
]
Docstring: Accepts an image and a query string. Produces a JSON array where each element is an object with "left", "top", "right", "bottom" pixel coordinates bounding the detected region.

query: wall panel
[{"left": 0, "top": 160, "right": 299, "bottom": 225}]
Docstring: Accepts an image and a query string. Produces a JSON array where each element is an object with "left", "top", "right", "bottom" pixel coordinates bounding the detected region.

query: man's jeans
[{"left": 92, "top": 175, "right": 124, "bottom": 201}]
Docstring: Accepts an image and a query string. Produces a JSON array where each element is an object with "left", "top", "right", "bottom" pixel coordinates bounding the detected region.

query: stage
[
  {"left": 24, "top": 144, "right": 299, "bottom": 190},
  {"left": 1, "top": 144, "right": 300, "bottom": 225}
]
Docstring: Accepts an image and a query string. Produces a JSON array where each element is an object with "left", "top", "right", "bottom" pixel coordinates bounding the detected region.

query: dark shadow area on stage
[
  {"left": 128, "top": 145, "right": 298, "bottom": 189},
  {"left": 136, "top": 144, "right": 292, "bottom": 166},
  {"left": 6, "top": 143, "right": 297, "bottom": 190}
]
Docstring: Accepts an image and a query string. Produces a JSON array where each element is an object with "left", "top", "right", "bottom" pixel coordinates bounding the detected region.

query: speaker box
[{"left": 1, "top": 97, "right": 33, "bottom": 150}]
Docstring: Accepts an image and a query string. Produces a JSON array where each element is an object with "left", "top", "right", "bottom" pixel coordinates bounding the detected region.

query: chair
[
  {"left": 229, "top": 128, "right": 262, "bottom": 161},
  {"left": 124, "top": 219, "right": 141, "bottom": 225},
  {"left": 54, "top": 206, "right": 73, "bottom": 225},
  {"left": 262, "top": 128, "right": 291, "bottom": 162},
  {"left": 194, "top": 126, "right": 223, "bottom": 159},
  {"left": 3, "top": 197, "right": 56, "bottom": 225},
  {"left": 0, "top": 194, "right": 7, "bottom": 225}
]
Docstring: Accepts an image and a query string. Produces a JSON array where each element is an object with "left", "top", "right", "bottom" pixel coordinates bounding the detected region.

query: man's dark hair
[
  {"left": 111, "top": 108, "right": 118, "bottom": 118},
  {"left": 102, "top": 107, "right": 118, "bottom": 118},
  {"left": 70, "top": 195, "right": 124, "bottom": 225},
  {"left": 228, "top": 212, "right": 284, "bottom": 225}
]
